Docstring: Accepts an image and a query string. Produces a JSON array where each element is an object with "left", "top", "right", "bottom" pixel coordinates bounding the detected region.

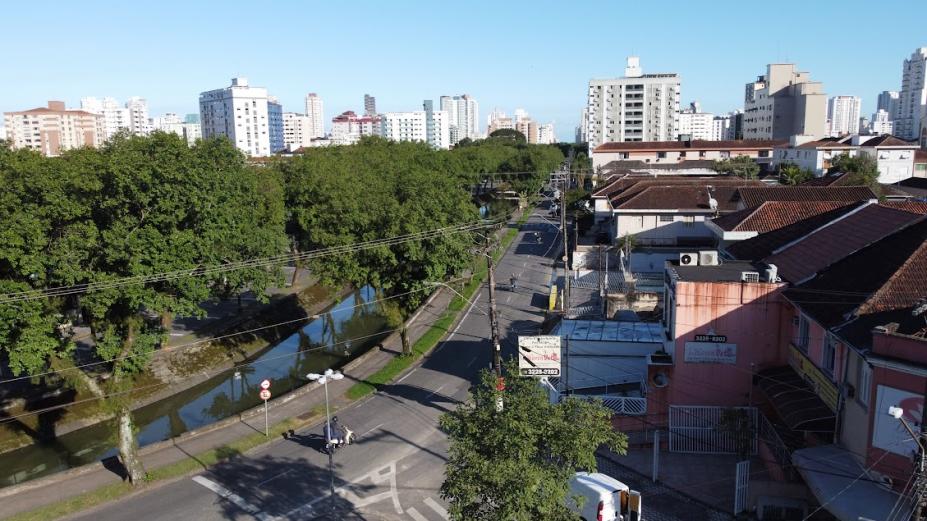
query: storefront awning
[
  {"left": 756, "top": 366, "right": 836, "bottom": 433},
  {"left": 793, "top": 445, "right": 910, "bottom": 521}
]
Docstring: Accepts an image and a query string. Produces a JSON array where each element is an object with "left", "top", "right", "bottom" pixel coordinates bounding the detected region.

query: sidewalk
[{"left": 0, "top": 282, "right": 459, "bottom": 520}]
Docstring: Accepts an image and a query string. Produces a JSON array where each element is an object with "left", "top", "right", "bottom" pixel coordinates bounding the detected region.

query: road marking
[
  {"left": 256, "top": 469, "right": 291, "bottom": 487},
  {"left": 406, "top": 507, "right": 429, "bottom": 521},
  {"left": 282, "top": 461, "right": 404, "bottom": 518},
  {"left": 396, "top": 370, "right": 415, "bottom": 384},
  {"left": 192, "top": 476, "right": 273, "bottom": 520},
  {"left": 359, "top": 422, "right": 384, "bottom": 438},
  {"left": 425, "top": 384, "right": 446, "bottom": 399},
  {"left": 424, "top": 497, "right": 450, "bottom": 519}
]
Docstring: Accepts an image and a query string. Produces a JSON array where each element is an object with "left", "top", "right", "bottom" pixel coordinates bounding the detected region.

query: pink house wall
[{"left": 667, "top": 280, "right": 787, "bottom": 408}]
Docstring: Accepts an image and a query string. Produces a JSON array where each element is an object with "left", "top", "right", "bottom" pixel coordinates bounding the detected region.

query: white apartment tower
[
  {"left": 80, "top": 97, "right": 130, "bottom": 141},
  {"left": 877, "top": 90, "right": 900, "bottom": 120},
  {"left": 439, "top": 94, "right": 479, "bottom": 144},
  {"left": 585, "top": 56, "right": 681, "bottom": 148},
  {"left": 305, "top": 93, "right": 325, "bottom": 138},
  {"left": 895, "top": 47, "right": 927, "bottom": 141},
  {"left": 743, "top": 63, "right": 827, "bottom": 140},
  {"left": 125, "top": 97, "right": 150, "bottom": 136},
  {"left": 677, "top": 101, "right": 714, "bottom": 140},
  {"left": 379, "top": 106, "right": 450, "bottom": 149},
  {"left": 869, "top": 110, "right": 894, "bottom": 135},
  {"left": 827, "top": 95, "right": 862, "bottom": 137},
  {"left": 282, "top": 112, "right": 314, "bottom": 151},
  {"left": 199, "top": 77, "right": 271, "bottom": 157}
]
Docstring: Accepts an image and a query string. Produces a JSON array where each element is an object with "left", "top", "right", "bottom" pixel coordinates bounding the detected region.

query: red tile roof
[
  {"left": 614, "top": 185, "right": 747, "bottom": 211},
  {"left": 798, "top": 174, "right": 854, "bottom": 187},
  {"left": 736, "top": 186, "right": 877, "bottom": 208},
  {"left": 765, "top": 204, "right": 925, "bottom": 283},
  {"left": 795, "top": 140, "right": 857, "bottom": 150},
  {"left": 881, "top": 200, "right": 927, "bottom": 214},
  {"left": 592, "top": 175, "right": 760, "bottom": 200},
  {"left": 593, "top": 139, "right": 786, "bottom": 153},
  {"left": 860, "top": 135, "right": 920, "bottom": 147},
  {"left": 710, "top": 201, "right": 850, "bottom": 232},
  {"left": 785, "top": 218, "right": 927, "bottom": 328}
]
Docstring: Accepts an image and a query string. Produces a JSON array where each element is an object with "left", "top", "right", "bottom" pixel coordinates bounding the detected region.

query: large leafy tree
[
  {"left": 0, "top": 134, "right": 288, "bottom": 483},
  {"left": 828, "top": 153, "right": 880, "bottom": 187},
  {"left": 440, "top": 362, "right": 627, "bottom": 520},
  {"left": 712, "top": 155, "right": 760, "bottom": 179},
  {"left": 778, "top": 163, "right": 814, "bottom": 186}
]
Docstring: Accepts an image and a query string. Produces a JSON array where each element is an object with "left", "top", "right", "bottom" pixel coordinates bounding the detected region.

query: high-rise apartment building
[
  {"left": 869, "top": 110, "right": 894, "bottom": 135},
  {"left": 537, "top": 123, "right": 556, "bottom": 144},
  {"left": 125, "top": 97, "right": 150, "bottom": 136},
  {"left": 282, "top": 112, "right": 313, "bottom": 150},
  {"left": 877, "top": 90, "right": 900, "bottom": 120},
  {"left": 199, "top": 77, "right": 271, "bottom": 157},
  {"left": 439, "top": 94, "right": 479, "bottom": 144},
  {"left": 515, "top": 117, "right": 539, "bottom": 144},
  {"left": 584, "top": 57, "right": 681, "bottom": 148},
  {"left": 487, "top": 109, "right": 514, "bottom": 135},
  {"left": 743, "top": 63, "right": 826, "bottom": 140},
  {"left": 330, "top": 111, "right": 381, "bottom": 146},
  {"left": 364, "top": 94, "right": 377, "bottom": 117},
  {"left": 379, "top": 105, "right": 450, "bottom": 149},
  {"left": 711, "top": 112, "right": 739, "bottom": 141},
  {"left": 267, "top": 98, "right": 284, "bottom": 153},
  {"left": 4, "top": 101, "right": 103, "bottom": 156},
  {"left": 80, "top": 97, "right": 130, "bottom": 141},
  {"left": 895, "top": 47, "right": 927, "bottom": 141},
  {"left": 677, "top": 101, "right": 714, "bottom": 140},
  {"left": 826, "top": 95, "right": 862, "bottom": 137},
  {"left": 305, "top": 93, "right": 325, "bottom": 138}
]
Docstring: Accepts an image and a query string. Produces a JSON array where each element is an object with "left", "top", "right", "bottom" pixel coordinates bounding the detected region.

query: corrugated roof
[
  {"left": 556, "top": 320, "right": 664, "bottom": 343},
  {"left": 736, "top": 186, "right": 877, "bottom": 208},
  {"left": 593, "top": 139, "right": 786, "bottom": 153},
  {"left": 766, "top": 204, "right": 925, "bottom": 283},
  {"left": 711, "top": 201, "right": 849, "bottom": 232}
]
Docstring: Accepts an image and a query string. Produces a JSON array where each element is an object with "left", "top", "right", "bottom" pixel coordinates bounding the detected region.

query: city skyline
[{"left": 1, "top": 0, "right": 924, "bottom": 135}]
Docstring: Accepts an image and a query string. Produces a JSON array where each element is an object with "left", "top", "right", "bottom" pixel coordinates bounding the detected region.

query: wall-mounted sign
[
  {"left": 788, "top": 345, "right": 838, "bottom": 412},
  {"left": 872, "top": 385, "right": 923, "bottom": 457},
  {"left": 684, "top": 341, "right": 737, "bottom": 364},
  {"left": 694, "top": 334, "right": 727, "bottom": 343},
  {"left": 518, "top": 335, "right": 562, "bottom": 377}
]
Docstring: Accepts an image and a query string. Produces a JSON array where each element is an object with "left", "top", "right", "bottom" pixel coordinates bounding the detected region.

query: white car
[{"left": 567, "top": 472, "right": 642, "bottom": 521}]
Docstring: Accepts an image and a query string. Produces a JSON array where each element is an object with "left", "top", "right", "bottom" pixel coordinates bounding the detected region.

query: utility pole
[
  {"left": 561, "top": 176, "right": 570, "bottom": 315},
  {"left": 486, "top": 247, "right": 502, "bottom": 379}
]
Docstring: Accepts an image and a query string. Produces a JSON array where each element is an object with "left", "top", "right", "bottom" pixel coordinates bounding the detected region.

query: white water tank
[{"left": 764, "top": 264, "right": 779, "bottom": 282}]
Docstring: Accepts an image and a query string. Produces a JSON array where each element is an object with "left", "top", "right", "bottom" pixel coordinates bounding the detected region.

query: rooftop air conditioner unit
[
  {"left": 764, "top": 264, "right": 779, "bottom": 282},
  {"left": 741, "top": 271, "right": 761, "bottom": 283},
  {"left": 679, "top": 253, "right": 698, "bottom": 266},
  {"left": 699, "top": 251, "right": 719, "bottom": 266}
]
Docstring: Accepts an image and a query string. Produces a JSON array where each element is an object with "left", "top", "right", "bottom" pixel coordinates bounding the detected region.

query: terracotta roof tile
[
  {"left": 860, "top": 135, "right": 920, "bottom": 147},
  {"left": 766, "top": 204, "right": 925, "bottom": 283},
  {"left": 880, "top": 200, "right": 927, "bottom": 214},
  {"left": 593, "top": 139, "right": 786, "bottom": 153},
  {"left": 785, "top": 218, "right": 927, "bottom": 327},
  {"left": 710, "top": 201, "right": 849, "bottom": 232},
  {"left": 736, "top": 186, "right": 877, "bottom": 208}
]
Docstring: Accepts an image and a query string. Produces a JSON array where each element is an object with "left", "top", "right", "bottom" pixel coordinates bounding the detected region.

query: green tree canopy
[
  {"left": 712, "top": 155, "right": 760, "bottom": 179},
  {"left": 440, "top": 362, "right": 627, "bottom": 520},
  {"left": 488, "top": 128, "right": 527, "bottom": 144},
  {"left": 828, "top": 153, "right": 880, "bottom": 187},
  {"left": 778, "top": 163, "right": 814, "bottom": 186}
]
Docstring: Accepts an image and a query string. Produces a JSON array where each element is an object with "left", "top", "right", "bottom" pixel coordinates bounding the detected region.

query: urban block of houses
[
  {"left": 772, "top": 134, "right": 921, "bottom": 183},
  {"left": 591, "top": 139, "right": 786, "bottom": 171}
]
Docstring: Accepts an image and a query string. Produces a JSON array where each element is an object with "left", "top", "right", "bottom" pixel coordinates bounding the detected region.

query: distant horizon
[{"left": 1, "top": 1, "right": 924, "bottom": 137}]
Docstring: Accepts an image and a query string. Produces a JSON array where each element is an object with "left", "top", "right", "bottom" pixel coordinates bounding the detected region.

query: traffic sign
[
  {"left": 518, "top": 335, "right": 562, "bottom": 377},
  {"left": 259, "top": 389, "right": 271, "bottom": 401},
  {"left": 260, "top": 379, "right": 271, "bottom": 390}
]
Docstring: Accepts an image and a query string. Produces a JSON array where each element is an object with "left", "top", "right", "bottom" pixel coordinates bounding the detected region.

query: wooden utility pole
[
  {"left": 561, "top": 177, "right": 570, "bottom": 315},
  {"left": 486, "top": 250, "right": 502, "bottom": 379}
]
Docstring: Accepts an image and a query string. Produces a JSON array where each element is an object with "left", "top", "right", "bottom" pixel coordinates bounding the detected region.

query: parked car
[{"left": 567, "top": 472, "right": 642, "bottom": 521}]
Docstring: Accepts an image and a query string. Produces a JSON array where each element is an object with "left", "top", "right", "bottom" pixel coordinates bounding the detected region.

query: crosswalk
[{"left": 405, "top": 497, "right": 449, "bottom": 520}]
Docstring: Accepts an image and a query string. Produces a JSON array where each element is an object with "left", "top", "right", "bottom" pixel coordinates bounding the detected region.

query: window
[
  {"left": 822, "top": 334, "right": 836, "bottom": 376},
  {"left": 657, "top": 152, "right": 666, "bottom": 159},
  {"left": 759, "top": 150, "right": 769, "bottom": 158},
  {"left": 797, "top": 315, "right": 810, "bottom": 351},
  {"left": 856, "top": 362, "right": 872, "bottom": 406},
  {"left": 660, "top": 215, "right": 674, "bottom": 223}
]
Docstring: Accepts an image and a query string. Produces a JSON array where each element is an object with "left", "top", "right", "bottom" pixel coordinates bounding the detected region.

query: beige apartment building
[
  {"left": 4, "top": 101, "right": 103, "bottom": 156},
  {"left": 743, "top": 63, "right": 826, "bottom": 140}
]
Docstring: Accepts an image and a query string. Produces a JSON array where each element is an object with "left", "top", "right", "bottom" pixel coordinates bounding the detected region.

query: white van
[{"left": 567, "top": 472, "right": 642, "bottom": 521}]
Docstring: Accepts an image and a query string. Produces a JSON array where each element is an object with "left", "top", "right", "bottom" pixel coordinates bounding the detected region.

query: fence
[
  {"left": 757, "top": 413, "right": 798, "bottom": 481},
  {"left": 668, "top": 405, "right": 758, "bottom": 455}
]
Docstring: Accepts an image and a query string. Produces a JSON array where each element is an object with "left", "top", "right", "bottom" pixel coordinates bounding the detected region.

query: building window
[
  {"left": 657, "top": 152, "right": 666, "bottom": 159},
  {"left": 797, "top": 315, "right": 810, "bottom": 351},
  {"left": 856, "top": 361, "right": 872, "bottom": 407},
  {"left": 759, "top": 150, "right": 769, "bottom": 158},
  {"left": 822, "top": 334, "right": 836, "bottom": 376},
  {"left": 659, "top": 215, "right": 674, "bottom": 223}
]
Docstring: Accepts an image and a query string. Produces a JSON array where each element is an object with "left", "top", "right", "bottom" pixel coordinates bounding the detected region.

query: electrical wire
[{"left": 800, "top": 448, "right": 894, "bottom": 520}]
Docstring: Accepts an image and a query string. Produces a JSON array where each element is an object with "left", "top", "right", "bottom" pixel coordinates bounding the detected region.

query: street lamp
[
  {"left": 888, "top": 405, "right": 926, "bottom": 452},
  {"left": 308, "top": 369, "right": 344, "bottom": 512}
]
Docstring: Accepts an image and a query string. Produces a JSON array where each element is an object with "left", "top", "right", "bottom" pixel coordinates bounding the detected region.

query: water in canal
[{"left": 0, "top": 286, "right": 389, "bottom": 488}]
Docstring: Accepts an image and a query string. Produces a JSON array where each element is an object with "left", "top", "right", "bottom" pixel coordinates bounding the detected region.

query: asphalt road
[{"left": 69, "top": 205, "right": 562, "bottom": 521}]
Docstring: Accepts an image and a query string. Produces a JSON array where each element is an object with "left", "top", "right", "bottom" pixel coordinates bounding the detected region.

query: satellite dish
[{"left": 652, "top": 372, "right": 669, "bottom": 388}]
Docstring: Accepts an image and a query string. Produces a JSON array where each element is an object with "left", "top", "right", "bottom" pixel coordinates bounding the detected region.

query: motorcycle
[{"left": 324, "top": 425, "right": 356, "bottom": 454}]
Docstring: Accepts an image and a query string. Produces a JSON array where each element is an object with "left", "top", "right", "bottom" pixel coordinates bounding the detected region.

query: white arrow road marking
[
  {"left": 192, "top": 475, "right": 273, "bottom": 521},
  {"left": 424, "top": 497, "right": 449, "bottom": 519},
  {"left": 281, "top": 461, "right": 404, "bottom": 518}
]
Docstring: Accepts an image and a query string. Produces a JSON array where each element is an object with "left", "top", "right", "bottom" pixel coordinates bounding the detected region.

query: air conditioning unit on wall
[
  {"left": 679, "top": 253, "right": 698, "bottom": 266},
  {"left": 699, "top": 251, "right": 719, "bottom": 266}
]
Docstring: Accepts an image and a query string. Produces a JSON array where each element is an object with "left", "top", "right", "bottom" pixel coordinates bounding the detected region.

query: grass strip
[
  {"left": 345, "top": 208, "right": 531, "bottom": 401},
  {"left": 5, "top": 411, "right": 323, "bottom": 521}
]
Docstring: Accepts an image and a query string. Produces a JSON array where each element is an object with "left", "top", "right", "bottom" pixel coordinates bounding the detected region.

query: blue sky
[{"left": 2, "top": 0, "right": 924, "bottom": 139}]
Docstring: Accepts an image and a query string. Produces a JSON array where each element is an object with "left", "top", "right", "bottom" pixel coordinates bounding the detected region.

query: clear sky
[{"left": 1, "top": 0, "right": 924, "bottom": 139}]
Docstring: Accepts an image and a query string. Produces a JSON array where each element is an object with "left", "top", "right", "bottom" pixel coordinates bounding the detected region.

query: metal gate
[
  {"left": 734, "top": 460, "right": 750, "bottom": 514},
  {"left": 668, "top": 405, "right": 758, "bottom": 455}
]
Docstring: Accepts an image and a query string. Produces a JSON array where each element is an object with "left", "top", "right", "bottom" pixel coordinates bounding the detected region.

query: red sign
[
  {"left": 259, "top": 389, "right": 271, "bottom": 401},
  {"left": 260, "top": 379, "right": 271, "bottom": 390},
  {"left": 496, "top": 377, "right": 506, "bottom": 391}
]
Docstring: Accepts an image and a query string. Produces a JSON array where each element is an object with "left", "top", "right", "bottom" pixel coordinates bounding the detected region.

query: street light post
[
  {"left": 308, "top": 369, "right": 344, "bottom": 513},
  {"left": 889, "top": 405, "right": 927, "bottom": 520}
]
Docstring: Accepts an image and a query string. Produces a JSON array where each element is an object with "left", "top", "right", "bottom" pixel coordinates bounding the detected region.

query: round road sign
[
  {"left": 259, "top": 389, "right": 271, "bottom": 401},
  {"left": 260, "top": 379, "right": 271, "bottom": 390}
]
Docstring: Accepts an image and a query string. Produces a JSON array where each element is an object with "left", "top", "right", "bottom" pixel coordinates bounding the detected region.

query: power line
[
  {"left": 0, "top": 220, "right": 500, "bottom": 304},
  {"left": 800, "top": 449, "right": 894, "bottom": 520}
]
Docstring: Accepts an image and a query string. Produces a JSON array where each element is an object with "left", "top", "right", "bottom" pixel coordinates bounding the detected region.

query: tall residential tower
[
  {"left": 895, "top": 47, "right": 927, "bottom": 141},
  {"left": 305, "top": 93, "right": 325, "bottom": 138},
  {"left": 199, "top": 77, "right": 271, "bottom": 157}
]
